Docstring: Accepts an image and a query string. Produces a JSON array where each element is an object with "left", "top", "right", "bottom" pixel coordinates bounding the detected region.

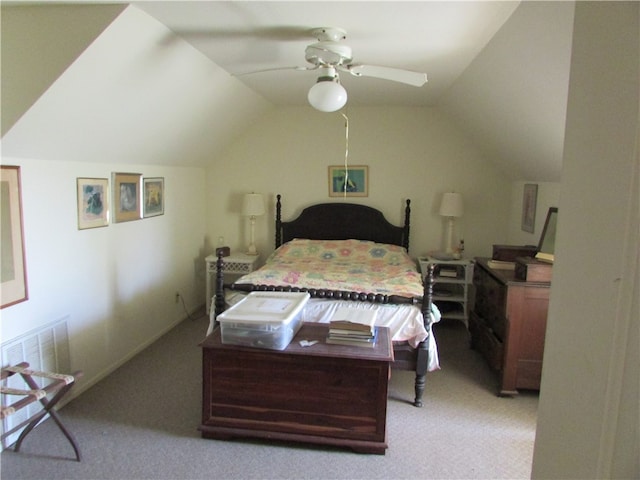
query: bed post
[
  {"left": 275, "top": 194, "right": 282, "bottom": 248},
  {"left": 403, "top": 199, "right": 411, "bottom": 251},
  {"left": 413, "top": 263, "right": 435, "bottom": 407},
  {"left": 214, "top": 251, "right": 226, "bottom": 320}
]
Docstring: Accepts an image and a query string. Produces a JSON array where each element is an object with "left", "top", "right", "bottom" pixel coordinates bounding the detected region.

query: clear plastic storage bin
[{"left": 217, "top": 291, "right": 310, "bottom": 350}]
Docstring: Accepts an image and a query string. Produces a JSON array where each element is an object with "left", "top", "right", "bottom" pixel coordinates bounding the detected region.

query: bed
[{"left": 212, "top": 195, "right": 439, "bottom": 407}]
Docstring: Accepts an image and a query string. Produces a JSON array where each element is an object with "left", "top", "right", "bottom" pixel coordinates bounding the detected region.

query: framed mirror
[{"left": 536, "top": 207, "right": 558, "bottom": 263}]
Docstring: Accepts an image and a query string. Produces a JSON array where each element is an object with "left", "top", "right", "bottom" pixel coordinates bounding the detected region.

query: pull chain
[{"left": 341, "top": 112, "right": 349, "bottom": 197}]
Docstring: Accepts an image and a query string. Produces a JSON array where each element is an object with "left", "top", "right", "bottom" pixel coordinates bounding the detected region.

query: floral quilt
[{"left": 235, "top": 238, "right": 424, "bottom": 299}]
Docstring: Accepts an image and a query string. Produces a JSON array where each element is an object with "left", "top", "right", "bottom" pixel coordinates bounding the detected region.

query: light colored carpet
[{"left": 1, "top": 314, "right": 538, "bottom": 480}]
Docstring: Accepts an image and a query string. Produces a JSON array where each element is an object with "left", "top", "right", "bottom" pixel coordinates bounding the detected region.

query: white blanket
[{"left": 208, "top": 292, "right": 441, "bottom": 371}]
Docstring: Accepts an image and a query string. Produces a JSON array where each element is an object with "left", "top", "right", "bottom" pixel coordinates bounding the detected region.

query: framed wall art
[
  {"left": 112, "top": 172, "right": 142, "bottom": 223},
  {"left": 1, "top": 166, "right": 28, "bottom": 308},
  {"left": 77, "top": 177, "right": 109, "bottom": 229},
  {"left": 328, "top": 165, "right": 368, "bottom": 197},
  {"left": 521, "top": 183, "right": 538, "bottom": 233},
  {"left": 143, "top": 177, "right": 164, "bottom": 217}
]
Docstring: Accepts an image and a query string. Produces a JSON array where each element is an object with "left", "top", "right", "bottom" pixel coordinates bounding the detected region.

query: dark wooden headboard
[{"left": 274, "top": 194, "right": 411, "bottom": 251}]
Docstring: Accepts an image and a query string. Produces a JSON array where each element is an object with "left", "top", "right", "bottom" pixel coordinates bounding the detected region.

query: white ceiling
[
  {"left": 134, "top": 1, "right": 575, "bottom": 181},
  {"left": 2, "top": 1, "right": 575, "bottom": 181},
  {"left": 135, "top": 1, "right": 521, "bottom": 108}
]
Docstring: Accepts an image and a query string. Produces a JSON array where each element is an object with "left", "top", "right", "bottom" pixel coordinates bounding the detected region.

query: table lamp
[
  {"left": 439, "top": 192, "right": 464, "bottom": 254},
  {"left": 242, "top": 193, "right": 265, "bottom": 256}
]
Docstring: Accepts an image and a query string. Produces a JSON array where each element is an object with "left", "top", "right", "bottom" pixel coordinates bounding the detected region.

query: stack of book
[
  {"left": 326, "top": 307, "right": 378, "bottom": 348},
  {"left": 438, "top": 265, "right": 459, "bottom": 278},
  {"left": 487, "top": 259, "right": 516, "bottom": 270}
]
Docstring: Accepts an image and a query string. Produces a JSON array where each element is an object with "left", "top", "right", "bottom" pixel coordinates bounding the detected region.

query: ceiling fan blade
[
  {"left": 234, "top": 65, "right": 318, "bottom": 76},
  {"left": 342, "top": 64, "right": 427, "bottom": 87},
  {"left": 176, "top": 26, "right": 312, "bottom": 42}
]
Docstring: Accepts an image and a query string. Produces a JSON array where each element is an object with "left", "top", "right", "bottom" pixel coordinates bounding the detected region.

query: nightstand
[
  {"left": 418, "top": 256, "right": 473, "bottom": 327},
  {"left": 205, "top": 253, "right": 258, "bottom": 314}
]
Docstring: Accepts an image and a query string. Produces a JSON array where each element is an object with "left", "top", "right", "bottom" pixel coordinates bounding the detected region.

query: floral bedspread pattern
[{"left": 235, "top": 238, "right": 424, "bottom": 299}]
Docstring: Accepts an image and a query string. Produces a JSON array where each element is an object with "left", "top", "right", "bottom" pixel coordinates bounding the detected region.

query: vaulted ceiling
[
  {"left": 135, "top": 1, "right": 519, "bottom": 108},
  {"left": 1, "top": 1, "right": 575, "bottom": 181}
]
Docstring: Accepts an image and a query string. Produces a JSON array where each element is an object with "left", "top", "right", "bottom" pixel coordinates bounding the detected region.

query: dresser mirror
[{"left": 536, "top": 207, "right": 558, "bottom": 263}]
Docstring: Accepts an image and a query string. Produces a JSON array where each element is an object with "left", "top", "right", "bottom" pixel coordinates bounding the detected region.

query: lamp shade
[
  {"left": 308, "top": 80, "right": 347, "bottom": 112},
  {"left": 439, "top": 192, "right": 463, "bottom": 217},
  {"left": 242, "top": 193, "right": 265, "bottom": 217}
]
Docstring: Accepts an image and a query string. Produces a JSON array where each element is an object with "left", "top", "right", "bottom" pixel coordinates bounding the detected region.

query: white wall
[
  {"left": 0, "top": 4, "right": 126, "bottom": 135},
  {"left": 532, "top": 2, "right": 639, "bottom": 478},
  {"left": 440, "top": 1, "right": 574, "bottom": 183},
  {"left": 0, "top": 158, "right": 207, "bottom": 395},
  {"left": 0, "top": 5, "right": 272, "bottom": 168},
  {"left": 206, "top": 106, "right": 514, "bottom": 263}
]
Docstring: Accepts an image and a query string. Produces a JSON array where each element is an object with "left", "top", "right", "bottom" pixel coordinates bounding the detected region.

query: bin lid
[{"left": 217, "top": 291, "right": 310, "bottom": 324}]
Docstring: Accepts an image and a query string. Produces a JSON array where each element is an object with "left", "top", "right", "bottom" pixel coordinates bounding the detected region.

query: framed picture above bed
[
  {"left": 328, "top": 165, "right": 368, "bottom": 197},
  {"left": 112, "top": 172, "right": 142, "bottom": 223}
]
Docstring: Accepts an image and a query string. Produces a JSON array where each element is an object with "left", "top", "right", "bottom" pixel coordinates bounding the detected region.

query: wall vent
[{"left": 1, "top": 316, "right": 70, "bottom": 449}]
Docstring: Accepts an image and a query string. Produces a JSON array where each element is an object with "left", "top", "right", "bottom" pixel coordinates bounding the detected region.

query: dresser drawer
[
  {"left": 473, "top": 266, "right": 507, "bottom": 340},
  {"left": 469, "top": 311, "right": 503, "bottom": 371}
]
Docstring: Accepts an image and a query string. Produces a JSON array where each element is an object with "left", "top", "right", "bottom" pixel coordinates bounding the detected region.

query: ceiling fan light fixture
[{"left": 307, "top": 76, "right": 347, "bottom": 112}]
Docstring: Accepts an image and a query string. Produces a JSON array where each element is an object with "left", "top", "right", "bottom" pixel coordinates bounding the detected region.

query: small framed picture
[
  {"left": 77, "top": 177, "right": 109, "bottom": 229},
  {"left": 112, "top": 172, "right": 142, "bottom": 223},
  {"left": 521, "top": 183, "right": 538, "bottom": 233},
  {"left": 328, "top": 165, "right": 368, "bottom": 197},
  {"left": 143, "top": 177, "right": 164, "bottom": 217}
]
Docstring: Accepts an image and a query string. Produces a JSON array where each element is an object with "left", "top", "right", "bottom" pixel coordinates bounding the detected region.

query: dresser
[{"left": 470, "top": 258, "right": 550, "bottom": 395}]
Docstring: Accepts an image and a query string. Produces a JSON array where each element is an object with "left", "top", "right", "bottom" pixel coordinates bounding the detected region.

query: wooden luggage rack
[{"left": 1, "top": 361, "right": 82, "bottom": 461}]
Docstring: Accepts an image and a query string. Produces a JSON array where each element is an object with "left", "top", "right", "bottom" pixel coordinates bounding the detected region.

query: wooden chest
[{"left": 199, "top": 323, "right": 393, "bottom": 454}]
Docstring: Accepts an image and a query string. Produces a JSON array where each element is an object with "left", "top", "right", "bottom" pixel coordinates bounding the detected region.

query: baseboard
[{"left": 60, "top": 304, "right": 205, "bottom": 406}]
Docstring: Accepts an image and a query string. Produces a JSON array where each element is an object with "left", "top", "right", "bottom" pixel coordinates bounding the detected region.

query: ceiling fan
[{"left": 239, "top": 27, "right": 428, "bottom": 112}]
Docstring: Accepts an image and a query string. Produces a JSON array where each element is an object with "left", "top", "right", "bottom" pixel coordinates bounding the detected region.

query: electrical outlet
[{"left": 175, "top": 292, "right": 180, "bottom": 303}]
